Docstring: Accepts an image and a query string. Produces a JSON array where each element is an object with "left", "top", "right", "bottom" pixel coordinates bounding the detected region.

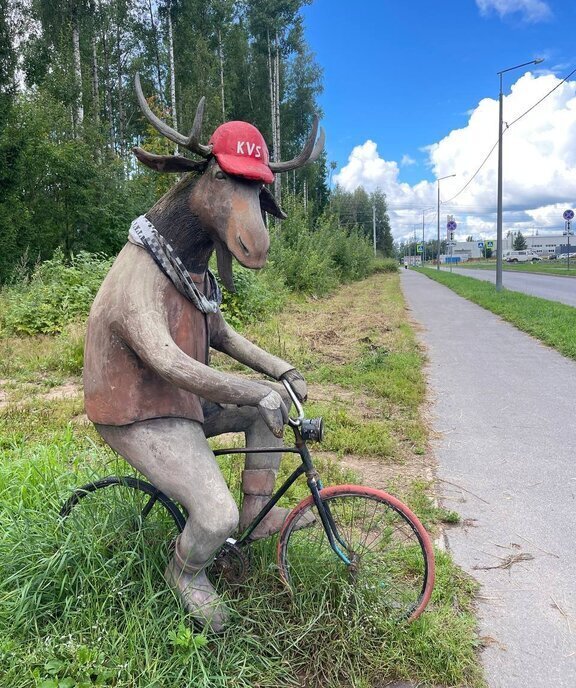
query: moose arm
[
  {"left": 112, "top": 307, "right": 273, "bottom": 408},
  {"left": 209, "top": 312, "right": 294, "bottom": 380}
]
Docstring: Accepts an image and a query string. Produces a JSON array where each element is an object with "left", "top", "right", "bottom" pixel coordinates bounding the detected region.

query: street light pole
[
  {"left": 495, "top": 57, "right": 544, "bottom": 291},
  {"left": 422, "top": 211, "right": 426, "bottom": 264},
  {"left": 436, "top": 174, "right": 456, "bottom": 271}
]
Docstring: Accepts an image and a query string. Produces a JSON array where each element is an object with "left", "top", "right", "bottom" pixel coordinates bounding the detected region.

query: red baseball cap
[{"left": 209, "top": 121, "right": 274, "bottom": 184}]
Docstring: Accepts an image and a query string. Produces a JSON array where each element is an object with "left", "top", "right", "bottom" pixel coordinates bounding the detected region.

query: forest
[{"left": 0, "top": 0, "right": 394, "bottom": 288}]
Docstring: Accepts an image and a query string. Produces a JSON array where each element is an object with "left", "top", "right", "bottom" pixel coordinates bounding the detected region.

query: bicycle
[{"left": 60, "top": 380, "right": 435, "bottom": 622}]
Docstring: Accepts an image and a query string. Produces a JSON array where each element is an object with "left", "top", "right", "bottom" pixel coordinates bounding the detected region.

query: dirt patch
[
  {"left": 0, "top": 378, "right": 82, "bottom": 410},
  {"left": 0, "top": 380, "right": 8, "bottom": 407},
  {"left": 43, "top": 380, "right": 82, "bottom": 401},
  {"left": 335, "top": 452, "right": 434, "bottom": 493}
]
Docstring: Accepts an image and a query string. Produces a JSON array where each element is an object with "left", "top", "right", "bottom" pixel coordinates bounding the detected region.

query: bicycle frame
[{"left": 214, "top": 408, "right": 353, "bottom": 567}]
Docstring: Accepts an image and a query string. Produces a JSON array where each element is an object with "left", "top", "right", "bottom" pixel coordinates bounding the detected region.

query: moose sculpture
[{"left": 83, "top": 75, "right": 324, "bottom": 631}]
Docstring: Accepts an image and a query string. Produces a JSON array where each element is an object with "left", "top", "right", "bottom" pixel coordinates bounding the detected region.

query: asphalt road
[
  {"left": 448, "top": 266, "right": 576, "bottom": 307},
  {"left": 401, "top": 270, "right": 576, "bottom": 688}
]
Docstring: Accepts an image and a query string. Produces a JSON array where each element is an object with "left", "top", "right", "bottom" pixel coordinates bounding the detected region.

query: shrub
[
  {"left": 0, "top": 196, "right": 378, "bottom": 338},
  {"left": 219, "top": 264, "right": 289, "bottom": 330},
  {"left": 0, "top": 250, "right": 113, "bottom": 335},
  {"left": 269, "top": 198, "right": 375, "bottom": 296},
  {"left": 372, "top": 258, "right": 399, "bottom": 273}
]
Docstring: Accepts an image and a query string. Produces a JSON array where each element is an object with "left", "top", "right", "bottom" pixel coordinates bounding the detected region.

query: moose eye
[{"left": 215, "top": 170, "right": 226, "bottom": 180}]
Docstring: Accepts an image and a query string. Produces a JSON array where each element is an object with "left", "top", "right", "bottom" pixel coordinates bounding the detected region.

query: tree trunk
[
  {"left": 274, "top": 32, "right": 281, "bottom": 203},
  {"left": 90, "top": 1, "right": 100, "bottom": 126},
  {"left": 148, "top": 0, "right": 163, "bottom": 96},
  {"left": 102, "top": 30, "right": 115, "bottom": 152},
  {"left": 218, "top": 29, "right": 225, "bottom": 122},
  {"left": 268, "top": 31, "right": 281, "bottom": 202},
  {"left": 116, "top": 21, "right": 125, "bottom": 155},
  {"left": 167, "top": 2, "right": 177, "bottom": 153},
  {"left": 72, "top": 7, "right": 84, "bottom": 133},
  {"left": 267, "top": 31, "right": 275, "bottom": 157}
]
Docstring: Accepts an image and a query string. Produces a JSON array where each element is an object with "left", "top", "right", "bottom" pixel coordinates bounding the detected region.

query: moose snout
[
  {"left": 233, "top": 228, "right": 269, "bottom": 268},
  {"left": 237, "top": 234, "right": 250, "bottom": 257}
]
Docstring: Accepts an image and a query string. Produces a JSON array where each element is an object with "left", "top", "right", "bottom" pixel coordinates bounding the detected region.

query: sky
[{"left": 301, "top": 0, "right": 576, "bottom": 243}]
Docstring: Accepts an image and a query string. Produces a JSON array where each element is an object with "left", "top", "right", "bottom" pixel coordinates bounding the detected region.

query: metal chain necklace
[{"left": 128, "top": 215, "right": 222, "bottom": 314}]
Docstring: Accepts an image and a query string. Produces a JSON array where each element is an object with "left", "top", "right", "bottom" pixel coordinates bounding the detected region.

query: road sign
[
  {"left": 446, "top": 241, "right": 456, "bottom": 247},
  {"left": 486, "top": 241, "right": 494, "bottom": 248},
  {"left": 477, "top": 242, "right": 484, "bottom": 248},
  {"left": 447, "top": 220, "right": 457, "bottom": 231},
  {"left": 563, "top": 209, "right": 574, "bottom": 221},
  {"left": 416, "top": 244, "right": 423, "bottom": 253}
]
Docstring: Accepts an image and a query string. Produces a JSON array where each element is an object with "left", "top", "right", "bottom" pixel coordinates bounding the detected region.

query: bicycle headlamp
[{"left": 301, "top": 417, "right": 324, "bottom": 443}]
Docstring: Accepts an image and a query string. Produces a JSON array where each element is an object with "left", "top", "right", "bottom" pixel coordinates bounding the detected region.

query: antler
[
  {"left": 269, "top": 115, "right": 325, "bottom": 173},
  {"left": 134, "top": 73, "right": 212, "bottom": 158}
]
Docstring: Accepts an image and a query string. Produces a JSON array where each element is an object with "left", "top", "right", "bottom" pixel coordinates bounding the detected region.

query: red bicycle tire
[{"left": 277, "top": 484, "right": 435, "bottom": 622}]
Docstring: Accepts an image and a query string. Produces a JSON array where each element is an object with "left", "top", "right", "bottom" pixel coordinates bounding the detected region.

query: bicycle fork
[{"left": 306, "top": 472, "right": 353, "bottom": 568}]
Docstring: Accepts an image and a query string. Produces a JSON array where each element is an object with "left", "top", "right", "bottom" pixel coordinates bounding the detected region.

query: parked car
[{"left": 505, "top": 250, "right": 541, "bottom": 263}]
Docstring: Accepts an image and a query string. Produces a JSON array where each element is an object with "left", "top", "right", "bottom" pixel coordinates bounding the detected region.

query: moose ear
[
  {"left": 133, "top": 147, "right": 208, "bottom": 173},
  {"left": 259, "top": 186, "right": 287, "bottom": 219}
]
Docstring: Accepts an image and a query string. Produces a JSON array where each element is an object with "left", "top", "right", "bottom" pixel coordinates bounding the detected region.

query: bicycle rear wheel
[
  {"left": 277, "top": 485, "right": 435, "bottom": 622},
  {"left": 59, "top": 476, "right": 186, "bottom": 551}
]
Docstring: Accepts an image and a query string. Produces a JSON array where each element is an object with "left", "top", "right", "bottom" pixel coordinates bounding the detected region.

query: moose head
[{"left": 132, "top": 74, "right": 325, "bottom": 290}]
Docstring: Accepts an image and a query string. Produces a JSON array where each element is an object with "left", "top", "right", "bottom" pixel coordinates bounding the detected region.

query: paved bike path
[
  {"left": 401, "top": 269, "right": 576, "bottom": 688},
  {"left": 449, "top": 267, "right": 576, "bottom": 307}
]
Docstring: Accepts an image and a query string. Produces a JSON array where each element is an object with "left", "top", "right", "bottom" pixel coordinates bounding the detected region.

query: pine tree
[{"left": 513, "top": 231, "right": 527, "bottom": 250}]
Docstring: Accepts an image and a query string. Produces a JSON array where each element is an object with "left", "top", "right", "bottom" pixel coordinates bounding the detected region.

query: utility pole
[
  {"left": 422, "top": 211, "right": 426, "bottom": 265},
  {"left": 496, "top": 58, "right": 544, "bottom": 291}
]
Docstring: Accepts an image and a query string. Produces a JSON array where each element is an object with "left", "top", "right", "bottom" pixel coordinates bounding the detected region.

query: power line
[{"left": 443, "top": 66, "right": 576, "bottom": 205}]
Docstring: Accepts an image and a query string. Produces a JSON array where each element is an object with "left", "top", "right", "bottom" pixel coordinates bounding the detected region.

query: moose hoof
[{"left": 165, "top": 561, "right": 229, "bottom": 633}]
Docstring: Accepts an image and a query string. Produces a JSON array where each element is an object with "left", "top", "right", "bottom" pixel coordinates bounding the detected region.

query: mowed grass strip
[
  {"left": 0, "top": 272, "right": 484, "bottom": 688},
  {"left": 420, "top": 268, "right": 576, "bottom": 360},
  {"left": 451, "top": 260, "right": 576, "bottom": 276}
]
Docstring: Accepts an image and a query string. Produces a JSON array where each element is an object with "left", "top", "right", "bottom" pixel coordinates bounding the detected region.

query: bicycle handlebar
[{"left": 281, "top": 378, "right": 304, "bottom": 427}]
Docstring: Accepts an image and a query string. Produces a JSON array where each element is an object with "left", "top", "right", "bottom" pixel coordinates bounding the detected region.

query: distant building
[
  {"left": 520, "top": 234, "right": 573, "bottom": 257},
  {"left": 441, "top": 233, "right": 572, "bottom": 262}
]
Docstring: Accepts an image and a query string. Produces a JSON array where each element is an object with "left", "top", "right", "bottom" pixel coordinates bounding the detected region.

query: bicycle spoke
[{"left": 279, "top": 489, "right": 434, "bottom": 622}]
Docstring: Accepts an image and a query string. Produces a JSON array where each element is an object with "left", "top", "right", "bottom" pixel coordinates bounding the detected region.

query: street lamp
[
  {"left": 495, "top": 57, "right": 544, "bottom": 291},
  {"left": 436, "top": 174, "right": 456, "bottom": 270}
]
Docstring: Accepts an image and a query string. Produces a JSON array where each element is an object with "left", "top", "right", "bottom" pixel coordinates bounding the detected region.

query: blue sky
[{"left": 301, "top": 0, "right": 576, "bottom": 240}]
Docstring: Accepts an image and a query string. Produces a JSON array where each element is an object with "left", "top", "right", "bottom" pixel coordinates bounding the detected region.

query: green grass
[
  {"left": 452, "top": 259, "right": 576, "bottom": 277},
  {"left": 0, "top": 273, "right": 484, "bottom": 687},
  {"left": 0, "top": 428, "right": 482, "bottom": 688},
  {"left": 419, "top": 268, "right": 576, "bottom": 359}
]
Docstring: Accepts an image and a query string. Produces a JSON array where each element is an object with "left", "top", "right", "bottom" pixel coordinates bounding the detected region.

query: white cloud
[
  {"left": 333, "top": 72, "right": 576, "bottom": 242},
  {"left": 401, "top": 154, "right": 416, "bottom": 166},
  {"left": 476, "top": 0, "right": 552, "bottom": 23}
]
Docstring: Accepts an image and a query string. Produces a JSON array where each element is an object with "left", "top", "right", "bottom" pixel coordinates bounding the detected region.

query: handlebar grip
[{"left": 281, "top": 378, "right": 304, "bottom": 426}]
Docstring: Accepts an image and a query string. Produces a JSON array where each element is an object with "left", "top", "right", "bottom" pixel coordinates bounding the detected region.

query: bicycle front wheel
[{"left": 277, "top": 485, "right": 435, "bottom": 622}]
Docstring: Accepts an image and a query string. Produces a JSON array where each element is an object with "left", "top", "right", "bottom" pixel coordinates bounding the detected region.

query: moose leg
[
  {"left": 203, "top": 395, "right": 314, "bottom": 540},
  {"left": 95, "top": 418, "right": 238, "bottom": 632}
]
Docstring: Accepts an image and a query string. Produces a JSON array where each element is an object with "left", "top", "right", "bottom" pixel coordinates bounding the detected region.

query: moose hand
[
  {"left": 280, "top": 369, "right": 308, "bottom": 403},
  {"left": 258, "top": 390, "right": 289, "bottom": 438}
]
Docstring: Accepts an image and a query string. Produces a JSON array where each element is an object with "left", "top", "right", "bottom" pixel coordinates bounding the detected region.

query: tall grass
[{"left": 0, "top": 421, "right": 483, "bottom": 688}]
